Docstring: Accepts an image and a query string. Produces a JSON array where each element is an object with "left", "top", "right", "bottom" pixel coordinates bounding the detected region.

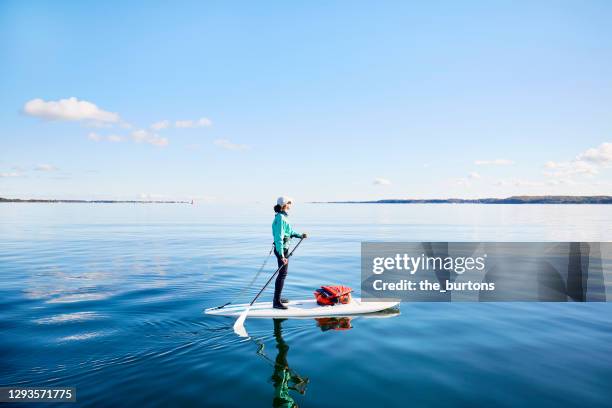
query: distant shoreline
[
  {"left": 0, "top": 198, "right": 190, "bottom": 204},
  {"left": 3, "top": 195, "right": 612, "bottom": 204},
  {"left": 315, "top": 196, "right": 612, "bottom": 204}
]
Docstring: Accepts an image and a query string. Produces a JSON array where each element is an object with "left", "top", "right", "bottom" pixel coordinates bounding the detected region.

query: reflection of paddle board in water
[{"left": 204, "top": 298, "right": 399, "bottom": 318}]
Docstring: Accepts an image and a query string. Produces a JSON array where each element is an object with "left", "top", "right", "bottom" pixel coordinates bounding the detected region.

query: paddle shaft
[
  {"left": 211, "top": 245, "right": 275, "bottom": 310},
  {"left": 248, "top": 237, "right": 304, "bottom": 306}
]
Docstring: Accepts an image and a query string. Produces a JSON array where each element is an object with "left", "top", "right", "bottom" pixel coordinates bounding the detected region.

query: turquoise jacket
[{"left": 272, "top": 212, "right": 301, "bottom": 255}]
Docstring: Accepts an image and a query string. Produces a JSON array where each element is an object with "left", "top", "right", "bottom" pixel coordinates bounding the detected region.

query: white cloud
[
  {"left": 175, "top": 117, "right": 213, "bottom": 128},
  {"left": 88, "top": 132, "right": 102, "bottom": 142},
  {"left": 455, "top": 172, "right": 482, "bottom": 186},
  {"left": 544, "top": 161, "right": 598, "bottom": 178},
  {"left": 131, "top": 129, "right": 148, "bottom": 142},
  {"left": 0, "top": 172, "right": 21, "bottom": 178},
  {"left": 150, "top": 120, "right": 170, "bottom": 130},
  {"left": 373, "top": 178, "right": 391, "bottom": 186},
  {"left": 197, "top": 117, "right": 212, "bottom": 127},
  {"left": 544, "top": 158, "right": 598, "bottom": 175},
  {"left": 24, "top": 97, "right": 120, "bottom": 123},
  {"left": 87, "top": 130, "right": 166, "bottom": 147},
  {"left": 148, "top": 136, "right": 169, "bottom": 147},
  {"left": 544, "top": 161, "right": 559, "bottom": 169},
  {"left": 175, "top": 120, "right": 194, "bottom": 128},
  {"left": 87, "top": 132, "right": 124, "bottom": 143},
  {"left": 35, "top": 164, "right": 57, "bottom": 171},
  {"left": 131, "top": 129, "right": 168, "bottom": 147},
  {"left": 214, "top": 138, "right": 248, "bottom": 151},
  {"left": 175, "top": 120, "right": 190, "bottom": 128},
  {"left": 474, "top": 159, "right": 514, "bottom": 166},
  {"left": 575, "top": 142, "right": 612, "bottom": 164},
  {"left": 544, "top": 142, "right": 611, "bottom": 179}
]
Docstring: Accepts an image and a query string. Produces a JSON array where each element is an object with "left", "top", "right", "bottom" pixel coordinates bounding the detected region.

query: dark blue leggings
[{"left": 273, "top": 248, "right": 288, "bottom": 304}]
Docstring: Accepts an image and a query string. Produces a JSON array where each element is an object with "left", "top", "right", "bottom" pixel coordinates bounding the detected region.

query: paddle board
[{"left": 205, "top": 298, "right": 400, "bottom": 318}]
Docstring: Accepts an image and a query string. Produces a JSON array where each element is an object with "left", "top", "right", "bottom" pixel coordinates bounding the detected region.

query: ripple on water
[
  {"left": 46, "top": 292, "right": 116, "bottom": 304},
  {"left": 58, "top": 329, "right": 117, "bottom": 342},
  {"left": 33, "top": 311, "right": 106, "bottom": 325}
]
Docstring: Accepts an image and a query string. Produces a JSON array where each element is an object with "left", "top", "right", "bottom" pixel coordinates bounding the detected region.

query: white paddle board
[{"left": 205, "top": 298, "right": 400, "bottom": 318}]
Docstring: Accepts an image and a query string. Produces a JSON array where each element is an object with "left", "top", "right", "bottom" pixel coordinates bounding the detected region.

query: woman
[{"left": 272, "top": 196, "right": 307, "bottom": 309}]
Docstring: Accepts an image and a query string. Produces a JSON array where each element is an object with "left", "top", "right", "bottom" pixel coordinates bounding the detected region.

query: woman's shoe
[{"left": 273, "top": 303, "right": 288, "bottom": 310}]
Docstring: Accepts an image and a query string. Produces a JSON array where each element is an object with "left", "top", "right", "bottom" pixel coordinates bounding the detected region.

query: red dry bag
[{"left": 314, "top": 285, "right": 352, "bottom": 306}]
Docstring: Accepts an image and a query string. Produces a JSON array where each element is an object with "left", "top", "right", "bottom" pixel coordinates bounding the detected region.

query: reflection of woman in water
[{"left": 269, "top": 319, "right": 308, "bottom": 408}]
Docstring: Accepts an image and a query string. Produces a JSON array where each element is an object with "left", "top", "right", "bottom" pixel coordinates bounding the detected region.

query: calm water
[{"left": 1, "top": 203, "right": 611, "bottom": 407}]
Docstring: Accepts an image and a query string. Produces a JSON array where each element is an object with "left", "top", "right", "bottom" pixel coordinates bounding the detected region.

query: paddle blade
[{"left": 233, "top": 307, "right": 250, "bottom": 337}]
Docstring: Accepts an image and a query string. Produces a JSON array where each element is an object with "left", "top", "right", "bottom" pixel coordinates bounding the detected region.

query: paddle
[
  {"left": 233, "top": 237, "right": 304, "bottom": 337},
  {"left": 210, "top": 245, "right": 274, "bottom": 311}
]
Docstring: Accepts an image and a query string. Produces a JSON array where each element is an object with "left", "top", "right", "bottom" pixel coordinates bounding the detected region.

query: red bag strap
[{"left": 321, "top": 285, "right": 353, "bottom": 297}]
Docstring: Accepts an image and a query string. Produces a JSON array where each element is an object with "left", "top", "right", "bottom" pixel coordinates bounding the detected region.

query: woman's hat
[{"left": 276, "top": 196, "right": 293, "bottom": 206}]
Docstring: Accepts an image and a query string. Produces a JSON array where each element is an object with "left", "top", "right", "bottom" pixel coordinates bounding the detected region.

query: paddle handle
[{"left": 249, "top": 237, "right": 304, "bottom": 306}]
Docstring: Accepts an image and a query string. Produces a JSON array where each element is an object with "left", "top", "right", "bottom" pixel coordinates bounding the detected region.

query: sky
[{"left": 1, "top": 0, "right": 611, "bottom": 202}]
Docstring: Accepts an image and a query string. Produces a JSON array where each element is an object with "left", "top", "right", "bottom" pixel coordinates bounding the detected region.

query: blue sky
[{"left": 1, "top": 0, "right": 611, "bottom": 202}]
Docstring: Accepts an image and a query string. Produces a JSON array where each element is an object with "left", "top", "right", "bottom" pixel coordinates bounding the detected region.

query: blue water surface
[{"left": 1, "top": 203, "right": 611, "bottom": 407}]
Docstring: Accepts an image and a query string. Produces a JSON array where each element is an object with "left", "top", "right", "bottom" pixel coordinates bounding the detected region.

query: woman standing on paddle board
[{"left": 272, "top": 196, "right": 307, "bottom": 309}]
